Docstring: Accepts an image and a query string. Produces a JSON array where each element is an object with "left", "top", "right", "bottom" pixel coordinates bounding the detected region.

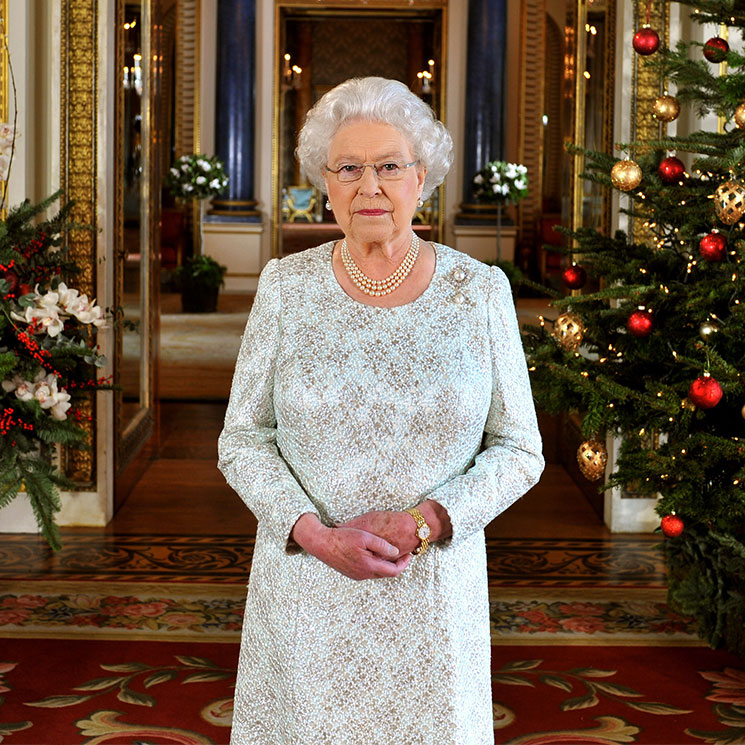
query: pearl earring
[
  {"left": 326, "top": 200, "right": 332, "bottom": 210},
  {"left": 417, "top": 198, "right": 424, "bottom": 207}
]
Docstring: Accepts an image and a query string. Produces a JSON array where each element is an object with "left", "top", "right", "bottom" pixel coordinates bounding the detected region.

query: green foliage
[
  {"left": 664, "top": 525, "right": 745, "bottom": 655},
  {"left": 175, "top": 254, "right": 227, "bottom": 290},
  {"left": 523, "top": 0, "right": 745, "bottom": 653}
]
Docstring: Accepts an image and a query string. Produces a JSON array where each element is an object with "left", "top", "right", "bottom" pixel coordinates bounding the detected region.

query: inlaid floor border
[{"left": 0, "top": 533, "right": 666, "bottom": 587}]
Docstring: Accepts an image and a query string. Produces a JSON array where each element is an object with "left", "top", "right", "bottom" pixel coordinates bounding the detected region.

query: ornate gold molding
[
  {"left": 631, "top": 0, "right": 668, "bottom": 244},
  {"left": 60, "top": 0, "right": 98, "bottom": 486}
]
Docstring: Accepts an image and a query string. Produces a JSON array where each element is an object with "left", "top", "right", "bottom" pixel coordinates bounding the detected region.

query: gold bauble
[
  {"left": 653, "top": 94, "right": 681, "bottom": 123},
  {"left": 735, "top": 102, "right": 745, "bottom": 129},
  {"left": 577, "top": 440, "right": 608, "bottom": 481},
  {"left": 611, "top": 159, "right": 643, "bottom": 191},
  {"left": 552, "top": 312, "right": 585, "bottom": 352},
  {"left": 714, "top": 180, "right": 745, "bottom": 225},
  {"left": 742, "top": 403, "right": 745, "bottom": 420},
  {"left": 699, "top": 321, "right": 720, "bottom": 340}
]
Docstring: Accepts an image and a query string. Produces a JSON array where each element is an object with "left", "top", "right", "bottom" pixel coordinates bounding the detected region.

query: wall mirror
[
  {"left": 115, "top": 0, "right": 160, "bottom": 504},
  {"left": 273, "top": 3, "right": 445, "bottom": 258}
]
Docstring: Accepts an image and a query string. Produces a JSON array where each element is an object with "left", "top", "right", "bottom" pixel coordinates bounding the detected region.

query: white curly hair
[{"left": 296, "top": 77, "right": 453, "bottom": 200}]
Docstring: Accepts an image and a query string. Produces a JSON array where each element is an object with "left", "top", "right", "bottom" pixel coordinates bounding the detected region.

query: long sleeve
[
  {"left": 428, "top": 265, "right": 545, "bottom": 545},
  {"left": 217, "top": 258, "right": 320, "bottom": 552}
]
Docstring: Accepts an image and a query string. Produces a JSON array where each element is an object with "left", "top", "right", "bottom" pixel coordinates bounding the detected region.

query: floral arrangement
[
  {"left": 472, "top": 160, "right": 529, "bottom": 205},
  {"left": 0, "top": 191, "right": 111, "bottom": 550},
  {"left": 164, "top": 154, "right": 229, "bottom": 201}
]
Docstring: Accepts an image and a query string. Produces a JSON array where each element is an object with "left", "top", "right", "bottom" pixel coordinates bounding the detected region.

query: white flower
[
  {"left": 490, "top": 174, "right": 500, "bottom": 183},
  {"left": 50, "top": 390, "right": 72, "bottom": 420},
  {"left": 506, "top": 165, "right": 517, "bottom": 179},
  {"left": 69, "top": 296, "right": 105, "bottom": 327},
  {"left": 2, "top": 375, "right": 34, "bottom": 402},
  {"left": 170, "top": 167, "right": 179, "bottom": 176},
  {"left": 209, "top": 178, "right": 221, "bottom": 190},
  {"left": 56, "top": 283, "right": 80, "bottom": 313},
  {"left": 517, "top": 164, "right": 528, "bottom": 175},
  {"left": 180, "top": 163, "right": 190, "bottom": 173},
  {"left": 183, "top": 183, "right": 193, "bottom": 192},
  {"left": 25, "top": 305, "right": 64, "bottom": 337},
  {"left": 501, "top": 183, "right": 510, "bottom": 195},
  {"left": 492, "top": 184, "right": 500, "bottom": 194},
  {"left": 473, "top": 174, "right": 484, "bottom": 185},
  {"left": 200, "top": 161, "right": 212, "bottom": 172},
  {"left": 196, "top": 176, "right": 206, "bottom": 185},
  {"left": 515, "top": 179, "right": 526, "bottom": 191},
  {"left": 33, "top": 378, "right": 56, "bottom": 409}
]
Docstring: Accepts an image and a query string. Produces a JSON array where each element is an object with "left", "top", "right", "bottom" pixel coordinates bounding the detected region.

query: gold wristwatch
[{"left": 405, "top": 507, "right": 432, "bottom": 556}]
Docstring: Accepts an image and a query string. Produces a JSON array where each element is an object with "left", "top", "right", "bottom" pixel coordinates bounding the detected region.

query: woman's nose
[{"left": 356, "top": 166, "right": 382, "bottom": 196}]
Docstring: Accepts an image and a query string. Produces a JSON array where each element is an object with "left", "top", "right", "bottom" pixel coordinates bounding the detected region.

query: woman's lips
[{"left": 356, "top": 209, "right": 388, "bottom": 216}]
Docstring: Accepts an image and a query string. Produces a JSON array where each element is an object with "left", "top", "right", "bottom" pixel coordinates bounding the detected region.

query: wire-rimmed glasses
[{"left": 325, "top": 160, "right": 418, "bottom": 183}]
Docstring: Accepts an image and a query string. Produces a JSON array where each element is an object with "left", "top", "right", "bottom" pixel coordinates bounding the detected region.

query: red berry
[
  {"left": 562, "top": 265, "right": 587, "bottom": 289},
  {"left": 698, "top": 232, "right": 727, "bottom": 262},
  {"left": 688, "top": 375, "right": 723, "bottom": 409},
  {"left": 661, "top": 515, "right": 684, "bottom": 538},
  {"left": 633, "top": 26, "right": 660, "bottom": 55},
  {"left": 627, "top": 309, "right": 654, "bottom": 337}
]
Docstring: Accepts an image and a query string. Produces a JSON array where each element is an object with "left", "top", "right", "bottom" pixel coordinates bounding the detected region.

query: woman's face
[{"left": 324, "top": 120, "right": 426, "bottom": 247}]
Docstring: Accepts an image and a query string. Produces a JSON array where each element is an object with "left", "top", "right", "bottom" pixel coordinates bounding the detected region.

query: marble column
[
  {"left": 461, "top": 0, "right": 506, "bottom": 206},
  {"left": 210, "top": 0, "right": 260, "bottom": 219}
]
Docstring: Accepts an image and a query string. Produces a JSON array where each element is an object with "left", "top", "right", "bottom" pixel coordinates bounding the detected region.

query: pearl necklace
[{"left": 341, "top": 233, "right": 420, "bottom": 297}]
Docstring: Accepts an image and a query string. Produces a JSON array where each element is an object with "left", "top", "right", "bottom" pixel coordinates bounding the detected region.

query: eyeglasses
[{"left": 325, "top": 160, "right": 418, "bottom": 183}]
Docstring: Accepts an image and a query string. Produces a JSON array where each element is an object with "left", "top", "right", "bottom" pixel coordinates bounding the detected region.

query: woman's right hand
[{"left": 291, "top": 513, "right": 411, "bottom": 581}]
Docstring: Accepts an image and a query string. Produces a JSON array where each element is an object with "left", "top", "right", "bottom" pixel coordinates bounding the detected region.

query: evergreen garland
[{"left": 0, "top": 193, "right": 112, "bottom": 550}]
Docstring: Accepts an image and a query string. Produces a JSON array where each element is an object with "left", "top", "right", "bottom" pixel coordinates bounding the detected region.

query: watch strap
[{"left": 405, "top": 507, "right": 431, "bottom": 555}]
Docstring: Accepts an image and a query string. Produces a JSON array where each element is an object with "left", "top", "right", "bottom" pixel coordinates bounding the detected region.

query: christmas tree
[{"left": 523, "top": 0, "right": 745, "bottom": 655}]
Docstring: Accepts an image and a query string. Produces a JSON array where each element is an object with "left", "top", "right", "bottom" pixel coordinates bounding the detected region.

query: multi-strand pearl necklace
[{"left": 341, "top": 233, "right": 420, "bottom": 297}]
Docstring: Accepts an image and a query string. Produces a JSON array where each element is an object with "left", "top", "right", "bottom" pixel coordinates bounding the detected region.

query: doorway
[{"left": 273, "top": 4, "right": 446, "bottom": 258}]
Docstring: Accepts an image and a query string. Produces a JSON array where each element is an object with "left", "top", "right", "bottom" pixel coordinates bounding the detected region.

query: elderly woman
[{"left": 218, "top": 76, "right": 544, "bottom": 744}]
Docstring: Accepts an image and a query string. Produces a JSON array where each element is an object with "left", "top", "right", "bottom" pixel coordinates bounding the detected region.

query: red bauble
[
  {"left": 633, "top": 26, "right": 660, "bottom": 55},
  {"left": 698, "top": 232, "right": 727, "bottom": 262},
  {"left": 689, "top": 375, "right": 723, "bottom": 409},
  {"left": 661, "top": 515, "right": 684, "bottom": 538},
  {"left": 18, "top": 283, "right": 32, "bottom": 296},
  {"left": 627, "top": 309, "right": 654, "bottom": 337},
  {"left": 704, "top": 36, "right": 729, "bottom": 63},
  {"left": 562, "top": 265, "right": 587, "bottom": 290},
  {"left": 658, "top": 156, "right": 686, "bottom": 185}
]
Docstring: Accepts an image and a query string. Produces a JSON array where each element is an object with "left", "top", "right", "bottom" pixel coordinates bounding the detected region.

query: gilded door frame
[{"left": 113, "top": 0, "right": 160, "bottom": 484}]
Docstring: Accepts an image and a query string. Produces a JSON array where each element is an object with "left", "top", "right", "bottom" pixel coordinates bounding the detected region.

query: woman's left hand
[{"left": 342, "top": 511, "right": 419, "bottom": 558}]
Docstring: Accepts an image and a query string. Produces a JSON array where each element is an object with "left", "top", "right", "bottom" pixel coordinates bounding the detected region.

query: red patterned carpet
[
  {"left": 0, "top": 533, "right": 743, "bottom": 744},
  {"left": 1, "top": 638, "right": 744, "bottom": 744}
]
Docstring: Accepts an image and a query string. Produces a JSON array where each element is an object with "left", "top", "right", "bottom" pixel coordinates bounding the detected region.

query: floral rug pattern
[
  {"left": 491, "top": 593, "right": 698, "bottom": 643},
  {"left": 0, "top": 584, "right": 699, "bottom": 644}
]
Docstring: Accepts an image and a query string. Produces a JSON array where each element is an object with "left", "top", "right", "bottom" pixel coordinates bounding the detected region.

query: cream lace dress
[{"left": 218, "top": 242, "right": 544, "bottom": 745}]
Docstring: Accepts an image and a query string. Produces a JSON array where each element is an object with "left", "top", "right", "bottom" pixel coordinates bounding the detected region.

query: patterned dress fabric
[{"left": 218, "top": 242, "right": 544, "bottom": 745}]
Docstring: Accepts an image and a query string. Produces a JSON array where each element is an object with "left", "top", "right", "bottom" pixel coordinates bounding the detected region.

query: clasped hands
[{"left": 290, "top": 501, "right": 451, "bottom": 582}]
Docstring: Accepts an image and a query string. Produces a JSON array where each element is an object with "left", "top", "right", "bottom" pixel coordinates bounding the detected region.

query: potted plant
[
  {"left": 176, "top": 254, "right": 227, "bottom": 313},
  {"left": 472, "top": 160, "right": 529, "bottom": 262}
]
